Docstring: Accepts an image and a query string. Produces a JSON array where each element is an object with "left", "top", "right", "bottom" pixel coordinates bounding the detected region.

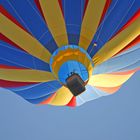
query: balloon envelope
[{"left": 0, "top": 0, "right": 140, "bottom": 107}]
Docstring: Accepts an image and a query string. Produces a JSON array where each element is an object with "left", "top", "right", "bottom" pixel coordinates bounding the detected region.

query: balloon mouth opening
[
  {"left": 58, "top": 60, "right": 89, "bottom": 85},
  {"left": 50, "top": 45, "right": 94, "bottom": 87}
]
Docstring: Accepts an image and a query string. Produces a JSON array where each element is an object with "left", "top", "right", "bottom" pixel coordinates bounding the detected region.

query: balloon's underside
[{"left": 0, "top": 0, "right": 140, "bottom": 107}]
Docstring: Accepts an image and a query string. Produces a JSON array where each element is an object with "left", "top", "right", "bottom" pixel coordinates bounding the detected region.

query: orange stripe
[
  {"left": 109, "top": 68, "right": 140, "bottom": 75},
  {"left": 95, "top": 86, "right": 121, "bottom": 94},
  {"left": 39, "top": 93, "right": 56, "bottom": 105}
]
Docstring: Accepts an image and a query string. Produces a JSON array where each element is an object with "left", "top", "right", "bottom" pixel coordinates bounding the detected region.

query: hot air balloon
[{"left": 0, "top": 0, "right": 140, "bottom": 107}]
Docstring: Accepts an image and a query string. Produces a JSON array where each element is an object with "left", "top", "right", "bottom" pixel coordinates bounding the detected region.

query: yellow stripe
[
  {"left": 0, "top": 69, "right": 56, "bottom": 82},
  {"left": 39, "top": 0, "right": 68, "bottom": 47},
  {"left": 93, "top": 18, "right": 140, "bottom": 66},
  {"left": 49, "top": 86, "right": 73, "bottom": 106},
  {"left": 88, "top": 73, "right": 134, "bottom": 87},
  {"left": 79, "top": 0, "right": 106, "bottom": 50},
  {"left": 0, "top": 13, "right": 51, "bottom": 63}
]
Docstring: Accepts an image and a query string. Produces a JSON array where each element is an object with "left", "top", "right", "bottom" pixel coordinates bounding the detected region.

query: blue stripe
[
  {"left": 0, "top": 87, "right": 54, "bottom": 104},
  {"left": 117, "top": 60, "right": 140, "bottom": 72},
  {"left": 0, "top": 58, "right": 24, "bottom": 68},
  {"left": 25, "top": 93, "right": 54, "bottom": 104},
  {"left": 93, "top": 44, "right": 140, "bottom": 74},
  {"left": 61, "top": 0, "right": 86, "bottom": 44},
  {"left": 0, "top": 41, "right": 50, "bottom": 71},
  {"left": 7, "top": 81, "right": 62, "bottom": 99},
  {"left": 87, "top": 0, "right": 140, "bottom": 57}
]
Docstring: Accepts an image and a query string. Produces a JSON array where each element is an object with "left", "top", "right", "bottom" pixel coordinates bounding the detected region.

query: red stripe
[
  {"left": 0, "top": 5, "right": 28, "bottom": 33},
  {"left": 58, "top": 0, "right": 64, "bottom": 17},
  {"left": 0, "top": 80, "right": 37, "bottom": 88},
  {"left": 111, "top": 9, "right": 140, "bottom": 39},
  {"left": 82, "top": 0, "right": 89, "bottom": 19},
  {"left": 0, "top": 65, "right": 27, "bottom": 69},
  {"left": 0, "top": 65, "right": 36, "bottom": 88},
  {"left": 34, "top": 0, "right": 46, "bottom": 21},
  {"left": 114, "top": 35, "right": 140, "bottom": 56},
  {"left": 67, "top": 96, "right": 76, "bottom": 107},
  {"left": 98, "top": 0, "right": 112, "bottom": 25}
]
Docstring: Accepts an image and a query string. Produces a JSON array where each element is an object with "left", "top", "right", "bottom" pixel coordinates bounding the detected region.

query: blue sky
[{"left": 0, "top": 71, "right": 140, "bottom": 140}]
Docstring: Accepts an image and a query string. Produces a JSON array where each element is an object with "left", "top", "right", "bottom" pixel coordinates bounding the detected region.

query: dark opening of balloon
[{"left": 66, "top": 73, "right": 86, "bottom": 96}]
